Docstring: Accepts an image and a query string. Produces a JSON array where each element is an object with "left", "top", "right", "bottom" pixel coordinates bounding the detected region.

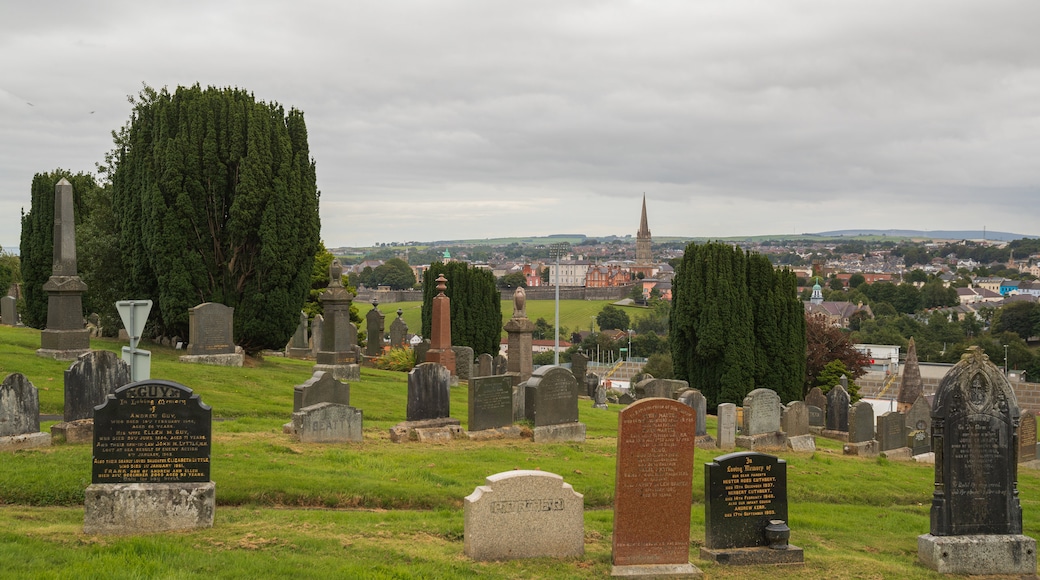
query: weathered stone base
[
  {"left": 36, "top": 348, "right": 90, "bottom": 361},
  {"left": 611, "top": 563, "right": 703, "bottom": 578},
  {"left": 735, "top": 431, "right": 787, "bottom": 451},
  {"left": 51, "top": 419, "right": 93, "bottom": 444},
  {"left": 532, "top": 422, "right": 586, "bottom": 443},
  {"left": 463, "top": 425, "right": 523, "bottom": 441},
  {"left": 699, "top": 545, "right": 805, "bottom": 566},
  {"left": 312, "top": 363, "right": 360, "bottom": 381},
  {"left": 592, "top": 402, "right": 609, "bottom": 410},
  {"left": 84, "top": 482, "right": 215, "bottom": 535},
  {"left": 808, "top": 425, "right": 824, "bottom": 435},
  {"left": 917, "top": 533, "right": 1036, "bottom": 575},
  {"left": 821, "top": 429, "right": 849, "bottom": 442},
  {"left": 389, "top": 417, "right": 461, "bottom": 443},
  {"left": 880, "top": 447, "right": 913, "bottom": 461},
  {"left": 0, "top": 431, "right": 51, "bottom": 451},
  {"left": 179, "top": 353, "right": 244, "bottom": 367},
  {"left": 695, "top": 434, "right": 717, "bottom": 449},
  {"left": 913, "top": 452, "right": 935, "bottom": 464},
  {"left": 786, "top": 434, "right": 816, "bottom": 452},
  {"left": 286, "top": 347, "right": 311, "bottom": 360},
  {"left": 843, "top": 440, "right": 879, "bottom": 457}
]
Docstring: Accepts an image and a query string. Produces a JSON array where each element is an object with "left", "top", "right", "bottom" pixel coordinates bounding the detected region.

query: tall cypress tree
[
  {"left": 107, "top": 85, "right": 320, "bottom": 352},
  {"left": 421, "top": 261, "right": 501, "bottom": 356}
]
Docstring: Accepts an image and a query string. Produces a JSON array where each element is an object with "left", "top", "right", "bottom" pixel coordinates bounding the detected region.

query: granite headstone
[
  {"left": 704, "top": 452, "right": 790, "bottom": 550},
  {"left": 469, "top": 375, "right": 514, "bottom": 432},
  {"left": 678, "top": 389, "right": 708, "bottom": 437},
  {"left": 293, "top": 371, "right": 350, "bottom": 412},
  {"left": 187, "top": 303, "right": 235, "bottom": 355},
  {"left": 570, "top": 352, "right": 588, "bottom": 388},
  {"left": 805, "top": 387, "right": 827, "bottom": 417},
  {"left": 407, "top": 362, "right": 451, "bottom": 421},
  {"left": 452, "top": 346, "right": 474, "bottom": 381},
  {"left": 0, "top": 373, "right": 40, "bottom": 436},
  {"left": 781, "top": 401, "right": 810, "bottom": 437},
  {"left": 388, "top": 309, "right": 408, "bottom": 348},
  {"left": 292, "top": 402, "right": 362, "bottom": 443},
  {"left": 1020, "top": 409, "right": 1037, "bottom": 463},
  {"left": 365, "top": 301, "right": 385, "bottom": 357},
  {"left": 807, "top": 405, "right": 824, "bottom": 428},
  {"left": 524, "top": 365, "right": 579, "bottom": 427},
  {"left": 848, "top": 401, "right": 875, "bottom": 444},
  {"left": 64, "top": 350, "right": 132, "bottom": 422},
  {"left": 743, "top": 388, "right": 782, "bottom": 436},
  {"left": 877, "top": 411, "right": 906, "bottom": 452},
  {"left": 717, "top": 403, "right": 736, "bottom": 449},
  {"left": 477, "top": 353, "right": 493, "bottom": 378},
  {"left": 826, "top": 385, "right": 850, "bottom": 432},
  {"left": 0, "top": 296, "right": 17, "bottom": 326}
]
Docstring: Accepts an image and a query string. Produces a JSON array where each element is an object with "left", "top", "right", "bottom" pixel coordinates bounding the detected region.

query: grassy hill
[{"left": 1, "top": 324, "right": 1038, "bottom": 578}]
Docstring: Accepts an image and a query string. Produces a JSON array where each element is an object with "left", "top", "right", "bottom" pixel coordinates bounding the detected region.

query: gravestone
[
  {"left": 570, "top": 352, "right": 588, "bottom": 388},
  {"left": 313, "top": 260, "right": 360, "bottom": 380},
  {"left": 293, "top": 371, "right": 350, "bottom": 412},
  {"left": 37, "top": 178, "right": 91, "bottom": 360},
  {"left": 84, "top": 380, "right": 214, "bottom": 534},
  {"left": 493, "top": 354, "right": 508, "bottom": 375},
  {"left": 365, "top": 300, "right": 385, "bottom": 358},
  {"left": 905, "top": 394, "right": 931, "bottom": 437},
  {"left": 804, "top": 387, "right": 827, "bottom": 416},
  {"left": 593, "top": 383, "right": 608, "bottom": 410},
  {"left": 825, "top": 385, "right": 850, "bottom": 432},
  {"left": 1, "top": 295, "right": 18, "bottom": 326},
  {"left": 413, "top": 340, "right": 431, "bottom": 369},
  {"left": 877, "top": 411, "right": 906, "bottom": 452},
  {"left": 781, "top": 401, "right": 810, "bottom": 437},
  {"left": 702, "top": 451, "right": 803, "bottom": 565},
  {"left": 0, "top": 373, "right": 48, "bottom": 450},
  {"left": 848, "top": 401, "right": 875, "bottom": 443},
  {"left": 524, "top": 365, "right": 584, "bottom": 442},
  {"left": 310, "top": 314, "right": 324, "bottom": 357},
  {"left": 452, "top": 346, "right": 474, "bottom": 381},
  {"left": 919, "top": 347, "right": 1036, "bottom": 575},
  {"left": 585, "top": 373, "right": 600, "bottom": 401},
  {"left": 407, "top": 362, "right": 451, "bottom": 421},
  {"left": 286, "top": 311, "right": 310, "bottom": 359},
  {"left": 292, "top": 402, "right": 363, "bottom": 443},
  {"left": 504, "top": 287, "right": 535, "bottom": 382},
  {"left": 742, "top": 388, "right": 781, "bottom": 435},
  {"left": 678, "top": 389, "right": 708, "bottom": 437},
  {"left": 424, "top": 275, "right": 456, "bottom": 375},
  {"left": 63, "top": 350, "right": 132, "bottom": 422},
  {"left": 477, "top": 353, "right": 493, "bottom": 378},
  {"left": 807, "top": 405, "right": 824, "bottom": 428},
  {"left": 464, "top": 470, "right": 584, "bottom": 561},
  {"left": 897, "top": 337, "right": 923, "bottom": 413},
  {"left": 180, "top": 303, "right": 243, "bottom": 366},
  {"left": 1020, "top": 409, "right": 1037, "bottom": 463},
  {"left": 469, "top": 375, "right": 514, "bottom": 432},
  {"left": 611, "top": 398, "right": 701, "bottom": 576},
  {"left": 388, "top": 309, "right": 408, "bottom": 348},
  {"left": 717, "top": 403, "right": 737, "bottom": 449},
  {"left": 909, "top": 429, "right": 930, "bottom": 456}
]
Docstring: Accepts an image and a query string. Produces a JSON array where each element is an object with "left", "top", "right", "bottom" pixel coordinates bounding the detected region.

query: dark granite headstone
[
  {"left": 1020, "top": 410, "right": 1037, "bottom": 463},
  {"left": 826, "top": 385, "right": 850, "bottom": 432},
  {"left": 571, "top": 353, "right": 588, "bottom": 387},
  {"left": 877, "top": 411, "right": 906, "bottom": 452},
  {"left": 92, "top": 380, "right": 211, "bottom": 483},
  {"left": 413, "top": 340, "right": 431, "bottom": 370},
  {"left": 524, "top": 365, "right": 578, "bottom": 427},
  {"left": 64, "top": 350, "right": 132, "bottom": 422},
  {"left": 678, "top": 389, "right": 708, "bottom": 437},
  {"left": 1, "top": 296, "right": 17, "bottom": 326},
  {"left": 848, "top": 401, "right": 874, "bottom": 443},
  {"left": 310, "top": 314, "right": 324, "bottom": 356},
  {"left": 407, "top": 362, "right": 451, "bottom": 421},
  {"left": 493, "top": 354, "right": 508, "bottom": 375},
  {"left": 909, "top": 429, "right": 930, "bottom": 455},
  {"left": 805, "top": 387, "right": 827, "bottom": 417},
  {"left": 452, "top": 346, "right": 474, "bottom": 380},
  {"left": 290, "top": 311, "right": 308, "bottom": 349},
  {"left": 585, "top": 372, "right": 600, "bottom": 400},
  {"left": 365, "top": 302, "right": 385, "bottom": 357},
  {"left": 469, "top": 375, "right": 514, "bottom": 431},
  {"left": 781, "top": 401, "right": 810, "bottom": 437},
  {"left": 930, "top": 347, "right": 1021, "bottom": 535},
  {"left": 705, "top": 451, "right": 788, "bottom": 550},
  {"left": 0, "top": 373, "right": 40, "bottom": 436},
  {"left": 905, "top": 394, "right": 931, "bottom": 436},
  {"left": 389, "top": 309, "right": 408, "bottom": 348},
  {"left": 477, "top": 353, "right": 493, "bottom": 378},
  {"left": 807, "top": 405, "right": 824, "bottom": 427},
  {"left": 612, "top": 398, "right": 697, "bottom": 568},
  {"left": 293, "top": 371, "right": 350, "bottom": 412},
  {"left": 187, "top": 303, "right": 235, "bottom": 355}
]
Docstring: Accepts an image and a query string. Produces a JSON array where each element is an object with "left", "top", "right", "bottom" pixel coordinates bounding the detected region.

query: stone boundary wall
[
  {"left": 355, "top": 285, "right": 633, "bottom": 304},
  {"left": 858, "top": 373, "right": 1040, "bottom": 413}
]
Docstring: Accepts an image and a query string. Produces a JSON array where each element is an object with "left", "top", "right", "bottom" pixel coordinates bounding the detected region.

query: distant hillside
[{"left": 809, "top": 229, "right": 1035, "bottom": 242}]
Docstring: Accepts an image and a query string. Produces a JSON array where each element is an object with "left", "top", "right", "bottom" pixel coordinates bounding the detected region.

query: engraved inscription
[
  {"left": 719, "top": 457, "right": 779, "bottom": 518},
  {"left": 490, "top": 499, "right": 564, "bottom": 513}
]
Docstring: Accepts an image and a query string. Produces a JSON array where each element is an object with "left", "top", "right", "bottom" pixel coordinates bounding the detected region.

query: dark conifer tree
[{"left": 421, "top": 261, "right": 502, "bottom": 356}]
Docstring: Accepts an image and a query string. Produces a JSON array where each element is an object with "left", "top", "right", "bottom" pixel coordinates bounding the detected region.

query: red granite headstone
[{"left": 612, "top": 398, "right": 696, "bottom": 567}]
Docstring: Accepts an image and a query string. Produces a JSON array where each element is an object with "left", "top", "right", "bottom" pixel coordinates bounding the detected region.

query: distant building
[
  {"left": 805, "top": 278, "right": 873, "bottom": 327},
  {"left": 631, "top": 195, "right": 656, "bottom": 279}
]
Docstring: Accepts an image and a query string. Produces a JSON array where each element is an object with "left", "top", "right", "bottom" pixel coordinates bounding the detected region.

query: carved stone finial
[
  {"left": 513, "top": 286, "right": 527, "bottom": 319},
  {"left": 329, "top": 259, "right": 343, "bottom": 287},
  {"left": 436, "top": 274, "right": 447, "bottom": 294},
  {"left": 397, "top": 309, "right": 403, "bottom": 318}
]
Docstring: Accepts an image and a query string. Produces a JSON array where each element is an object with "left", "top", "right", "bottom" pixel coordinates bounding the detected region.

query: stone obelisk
[
  {"left": 38, "top": 178, "right": 90, "bottom": 360},
  {"left": 313, "top": 259, "right": 360, "bottom": 381},
  {"left": 424, "top": 275, "right": 456, "bottom": 375}
]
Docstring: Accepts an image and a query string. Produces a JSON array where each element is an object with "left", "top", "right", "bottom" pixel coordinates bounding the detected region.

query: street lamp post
[
  {"left": 1004, "top": 344, "right": 1009, "bottom": 376},
  {"left": 628, "top": 329, "right": 633, "bottom": 362},
  {"left": 549, "top": 243, "right": 566, "bottom": 366}
]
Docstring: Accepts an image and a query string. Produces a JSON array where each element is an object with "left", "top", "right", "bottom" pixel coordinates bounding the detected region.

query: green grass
[{"left": 2, "top": 324, "right": 1040, "bottom": 578}]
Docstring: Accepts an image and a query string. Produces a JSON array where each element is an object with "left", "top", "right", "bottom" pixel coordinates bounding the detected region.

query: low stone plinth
[
  {"left": 312, "top": 363, "right": 360, "bottom": 381},
  {"left": 913, "top": 452, "right": 935, "bottom": 464},
  {"left": 464, "top": 426, "right": 523, "bottom": 441},
  {"left": 36, "top": 348, "right": 91, "bottom": 361},
  {"left": 389, "top": 417, "right": 461, "bottom": 443},
  {"left": 918, "top": 533, "right": 1037, "bottom": 575},
  {"left": 808, "top": 425, "right": 824, "bottom": 435},
  {"left": 735, "top": 431, "right": 787, "bottom": 451},
  {"left": 843, "top": 440, "right": 879, "bottom": 457},
  {"left": 699, "top": 545, "right": 805, "bottom": 566},
  {"left": 880, "top": 447, "right": 913, "bottom": 461},
  {"left": 532, "top": 422, "right": 586, "bottom": 443},
  {"left": 286, "top": 347, "right": 311, "bottom": 360},
  {"left": 0, "top": 432, "right": 51, "bottom": 451},
  {"left": 179, "top": 353, "right": 244, "bottom": 367},
  {"left": 821, "top": 429, "right": 849, "bottom": 442},
  {"left": 292, "top": 402, "right": 362, "bottom": 443},
  {"left": 84, "top": 482, "right": 215, "bottom": 535},
  {"left": 695, "top": 434, "right": 716, "bottom": 449},
  {"left": 611, "top": 563, "right": 703, "bottom": 578},
  {"left": 415, "top": 425, "right": 463, "bottom": 442},
  {"left": 786, "top": 434, "right": 816, "bottom": 452},
  {"left": 51, "top": 419, "right": 93, "bottom": 444}
]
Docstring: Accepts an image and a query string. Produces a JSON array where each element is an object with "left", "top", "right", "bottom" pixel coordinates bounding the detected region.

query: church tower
[{"left": 635, "top": 195, "right": 652, "bottom": 266}]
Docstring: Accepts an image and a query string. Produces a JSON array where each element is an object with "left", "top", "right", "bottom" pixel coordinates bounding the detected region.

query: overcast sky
[{"left": 3, "top": 1, "right": 1039, "bottom": 250}]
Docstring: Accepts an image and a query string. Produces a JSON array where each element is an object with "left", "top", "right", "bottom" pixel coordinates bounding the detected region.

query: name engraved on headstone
[
  {"left": 92, "top": 380, "right": 211, "bottom": 484},
  {"left": 490, "top": 498, "right": 565, "bottom": 513}
]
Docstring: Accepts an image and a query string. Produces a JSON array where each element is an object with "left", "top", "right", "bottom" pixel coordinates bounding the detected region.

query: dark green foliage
[
  {"left": 369, "top": 258, "right": 416, "bottom": 290},
  {"left": 993, "top": 301, "right": 1040, "bottom": 340},
  {"left": 107, "top": 85, "right": 320, "bottom": 352},
  {"left": 18, "top": 170, "right": 98, "bottom": 329},
  {"left": 815, "top": 360, "right": 861, "bottom": 401},
  {"left": 497, "top": 271, "right": 527, "bottom": 289},
  {"left": 596, "top": 304, "right": 630, "bottom": 331},
  {"left": 640, "top": 352, "right": 674, "bottom": 379},
  {"left": 0, "top": 253, "right": 14, "bottom": 298},
  {"left": 420, "top": 261, "right": 501, "bottom": 356}
]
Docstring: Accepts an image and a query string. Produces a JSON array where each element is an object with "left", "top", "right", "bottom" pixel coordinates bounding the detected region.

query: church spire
[
  {"left": 635, "top": 195, "right": 652, "bottom": 267},
  {"left": 637, "top": 194, "right": 651, "bottom": 238}
]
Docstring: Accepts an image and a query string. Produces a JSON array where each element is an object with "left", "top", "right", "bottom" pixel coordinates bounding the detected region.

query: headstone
[
  {"left": 388, "top": 309, "right": 408, "bottom": 348},
  {"left": 781, "top": 401, "right": 810, "bottom": 437},
  {"left": 717, "top": 403, "right": 736, "bottom": 449},
  {"left": 37, "top": 178, "right": 90, "bottom": 360},
  {"left": 678, "top": 389, "right": 708, "bottom": 437},
  {"left": 919, "top": 347, "right": 1036, "bottom": 575},
  {"left": 584, "top": 372, "right": 599, "bottom": 400},
  {"left": 286, "top": 311, "right": 310, "bottom": 359},
  {"left": 848, "top": 401, "right": 875, "bottom": 443},
  {"left": 469, "top": 375, "right": 514, "bottom": 432},
  {"left": 504, "top": 287, "right": 535, "bottom": 383},
  {"left": 293, "top": 371, "right": 350, "bottom": 412},
  {"left": 702, "top": 451, "right": 803, "bottom": 565},
  {"left": 804, "top": 387, "right": 827, "bottom": 416},
  {"left": 313, "top": 260, "right": 360, "bottom": 380},
  {"left": 0, "top": 295, "right": 18, "bottom": 326},
  {"left": 742, "top": 388, "right": 781, "bottom": 436},
  {"left": 365, "top": 300, "right": 385, "bottom": 357},
  {"left": 593, "top": 384, "right": 608, "bottom": 410},
  {"left": 570, "top": 352, "right": 588, "bottom": 387},
  {"left": 877, "top": 411, "right": 906, "bottom": 452},
  {"left": 407, "top": 362, "right": 451, "bottom": 421},
  {"left": 477, "top": 353, "right": 493, "bottom": 378},
  {"left": 63, "top": 350, "right": 132, "bottom": 422},
  {"left": 452, "top": 346, "right": 474, "bottom": 380},
  {"left": 84, "top": 379, "right": 214, "bottom": 534},
  {"left": 611, "top": 398, "right": 701, "bottom": 576},
  {"left": 310, "top": 314, "right": 324, "bottom": 356},
  {"left": 292, "top": 402, "right": 362, "bottom": 443},
  {"left": 807, "top": 405, "right": 824, "bottom": 428},
  {"left": 524, "top": 365, "right": 579, "bottom": 427},
  {"left": 0, "top": 373, "right": 40, "bottom": 436},
  {"left": 413, "top": 340, "right": 431, "bottom": 369},
  {"left": 840, "top": 374, "right": 848, "bottom": 390},
  {"left": 186, "top": 303, "right": 235, "bottom": 355},
  {"left": 464, "top": 470, "right": 584, "bottom": 560},
  {"left": 493, "top": 354, "right": 508, "bottom": 376},
  {"left": 424, "top": 275, "right": 456, "bottom": 375},
  {"left": 905, "top": 394, "right": 931, "bottom": 437},
  {"left": 897, "top": 337, "right": 923, "bottom": 412},
  {"left": 825, "top": 385, "right": 850, "bottom": 432},
  {"left": 1020, "top": 410, "right": 1037, "bottom": 463},
  {"left": 908, "top": 429, "right": 930, "bottom": 455}
]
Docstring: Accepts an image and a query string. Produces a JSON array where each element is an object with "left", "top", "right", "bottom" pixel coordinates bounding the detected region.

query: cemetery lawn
[{"left": 2, "top": 325, "right": 1039, "bottom": 578}]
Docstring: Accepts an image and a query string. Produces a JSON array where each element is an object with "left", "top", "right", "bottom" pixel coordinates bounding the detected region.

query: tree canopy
[
  {"left": 596, "top": 304, "right": 631, "bottom": 331},
  {"left": 421, "top": 261, "right": 501, "bottom": 356},
  {"left": 369, "top": 258, "right": 417, "bottom": 290}
]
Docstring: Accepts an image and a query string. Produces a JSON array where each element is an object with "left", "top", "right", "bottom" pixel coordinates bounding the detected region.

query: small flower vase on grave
[{"left": 764, "top": 520, "right": 791, "bottom": 550}]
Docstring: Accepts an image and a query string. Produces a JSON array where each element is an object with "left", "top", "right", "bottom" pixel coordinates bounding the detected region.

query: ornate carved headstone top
[
  {"left": 64, "top": 350, "right": 131, "bottom": 422},
  {"left": 0, "top": 373, "right": 40, "bottom": 437},
  {"left": 512, "top": 286, "right": 526, "bottom": 319}
]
